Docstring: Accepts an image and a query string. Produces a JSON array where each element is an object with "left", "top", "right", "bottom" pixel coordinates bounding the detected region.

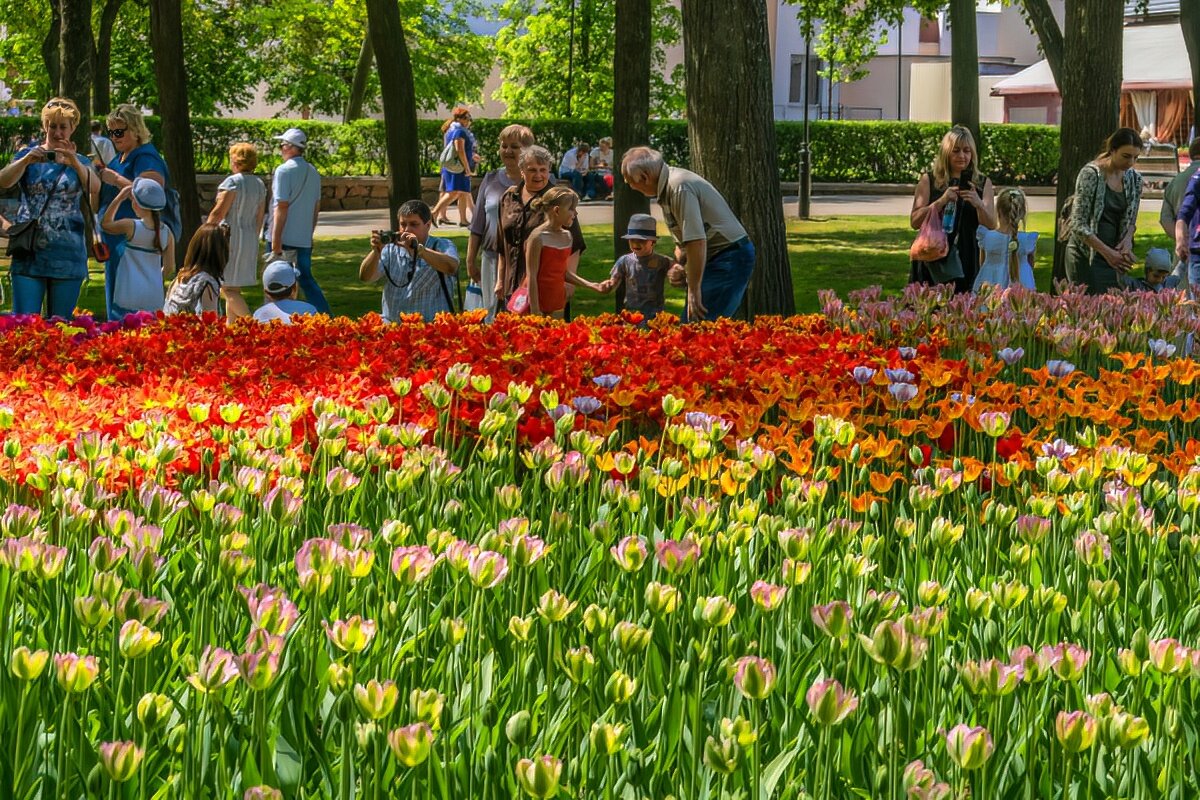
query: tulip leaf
[
  {"left": 275, "top": 734, "right": 303, "bottom": 792},
  {"left": 759, "top": 743, "right": 800, "bottom": 800}
]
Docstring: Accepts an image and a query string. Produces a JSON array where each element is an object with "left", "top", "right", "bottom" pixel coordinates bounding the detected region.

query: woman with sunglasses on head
[
  {"left": 93, "top": 104, "right": 174, "bottom": 320},
  {"left": 0, "top": 97, "right": 98, "bottom": 319}
]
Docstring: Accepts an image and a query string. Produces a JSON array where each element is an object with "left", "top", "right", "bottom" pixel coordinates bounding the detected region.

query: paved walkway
[{"left": 315, "top": 194, "right": 1164, "bottom": 238}]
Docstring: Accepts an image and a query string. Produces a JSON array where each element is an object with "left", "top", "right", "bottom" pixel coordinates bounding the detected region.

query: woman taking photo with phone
[
  {"left": 908, "top": 125, "right": 996, "bottom": 293},
  {"left": 0, "top": 97, "right": 97, "bottom": 318}
]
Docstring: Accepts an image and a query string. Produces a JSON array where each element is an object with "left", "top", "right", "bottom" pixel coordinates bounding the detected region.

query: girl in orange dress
[{"left": 525, "top": 186, "right": 602, "bottom": 317}]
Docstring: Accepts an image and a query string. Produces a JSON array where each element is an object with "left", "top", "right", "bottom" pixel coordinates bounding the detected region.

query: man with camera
[{"left": 359, "top": 200, "right": 459, "bottom": 322}]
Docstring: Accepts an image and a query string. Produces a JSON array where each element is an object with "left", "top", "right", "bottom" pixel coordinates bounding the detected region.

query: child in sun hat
[
  {"left": 252, "top": 259, "right": 318, "bottom": 324},
  {"left": 596, "top": 212, "right": 677, "bottom": 318},
  {"left": 100, "top": 177, "right": 175, "bottom": 315}
]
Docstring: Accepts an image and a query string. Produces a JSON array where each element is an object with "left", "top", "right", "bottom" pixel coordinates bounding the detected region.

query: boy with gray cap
[
  {"left": 597, "top": 213, "right": 678, "bottom": 319},
  {"left": 253, "top": 259, "right": 318, "bottom": 324},
  {"left": 1130, "top": 247, "right": 1182, "bottom": 292}
]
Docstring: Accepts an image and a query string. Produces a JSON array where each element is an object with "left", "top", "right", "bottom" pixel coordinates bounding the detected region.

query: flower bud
[
  {"left": 97, "top": 740, "right": 144, "bottom": 783},
  {"left": 1055, "top": 710, "right": 1098, "bottom": 753},
  {"left": 10, "top": 646, "right": 49, "bottom": 681},
  {"left": 944, "top": 724, "right": 994, "bottom": 770},
  {"left": 514, "top": 755, "right": 562, "bottom": 799},
  {"left": 589, "top": 722, "right": 626, "bottom": 756},
  {"left": 645, "top": 582, "right": 680, "bottom": 617},
  {"left": 606, "top": 669, "right": 638, "bottom": 704},
  {"left": 387, "top": 723, "right": 434, "bottom": 767},
  {"left": 409, "top": 688, "right": 445, "bottom": 730},
  {"left": 137, "top": 692, "right": 174, "bottom": 729},
  {"left": 805, "top": 678, "right": 858, "bottom": 725},
  {"left": 506, "top": 710, "right": 532, "bottom": 746},
  {"left": 733, "top": 656, "right": 776, "bottom": 700},
  {"left": 353, "top": 679, "right": 399, "bottom": 720}
]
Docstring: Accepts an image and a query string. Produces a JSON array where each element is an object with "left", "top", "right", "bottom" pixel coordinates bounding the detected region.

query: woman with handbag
[
  {"left": 909, "top": 125, "right": 996, "bottom": 293},
  {"left": 0, "top": 97, "right": 98, "bottom": 319},
  {"left": 429, "top": 107, "right": 480, "bottom": 227}
]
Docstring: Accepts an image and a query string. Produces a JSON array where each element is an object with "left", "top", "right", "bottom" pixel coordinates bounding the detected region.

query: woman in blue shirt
[
  {"left": 0, "top": 97, "right": 98, "bottom": 319},
  {"left": 429, "top": 107, "right": 479, "bottom": 227},
  {"left": 94, "top": 104, "right": 172, "bottom": 320}
]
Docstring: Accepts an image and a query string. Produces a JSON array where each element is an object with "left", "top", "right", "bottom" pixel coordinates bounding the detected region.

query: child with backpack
[{"left": 163, "top": 224, "right": 227, "bottom": 315}]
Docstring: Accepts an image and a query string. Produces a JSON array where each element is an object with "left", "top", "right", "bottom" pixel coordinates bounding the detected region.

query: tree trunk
[
  {"left": 1051, "top": 0, "right": 1123, "bottom": 285},
  {"left": 149, "top": 0, "right": 201, "bottom": 260},
  {"left": 42, "top": 0, "right": 63, "bottom": 95},
  {"left": 59, "top": 0, "right": 94, "bottom": 151},
  {"left": 365, "top": 0, "right": 421, "bottom": 221},
  {"left": 344, "top": 25, "right": 374, "bottom": 123},
  {"left": 1183, "top": 0, "right": 1200, "bottom": 126},
  {"left": 682, "top": 0, "right": 793, "bottom": 317},
  {"left": 1020, "top": 0, "right": 1064, "bottom": 86},
  {"left": 94, "top": 0, "right": 126, "bottom": 116},
  {"left": 949, "top": 0, "right": 980, "bottom": 151},
  {"left": 612, "top": 0, "right": 652, "bottom": 313}
]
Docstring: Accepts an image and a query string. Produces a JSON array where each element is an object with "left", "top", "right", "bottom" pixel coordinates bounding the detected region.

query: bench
[{"left": 1138, "top": 144, "right": 1180, "bottom": 190}]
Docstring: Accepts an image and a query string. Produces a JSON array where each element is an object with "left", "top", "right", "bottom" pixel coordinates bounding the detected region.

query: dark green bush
[{"left": 0, "top": 115, "right": 1061, "bottom": 185}]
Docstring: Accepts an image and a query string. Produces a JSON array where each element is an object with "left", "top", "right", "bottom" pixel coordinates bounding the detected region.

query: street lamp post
[{"left": 798, "top": 32, "right": 812, "bottom": 219}]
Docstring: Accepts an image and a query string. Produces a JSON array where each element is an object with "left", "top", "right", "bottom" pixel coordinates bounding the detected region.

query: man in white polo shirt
[{"left": 268, "top": 128, "right": 327, "bottom": 313}]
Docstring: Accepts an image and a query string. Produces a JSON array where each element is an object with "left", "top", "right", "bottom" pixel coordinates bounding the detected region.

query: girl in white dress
[
  {"left": 206, "top": 143, "right": 266, "bottom": 320},
  {"left": 973, "top": 188, "right": 1038, "bottom": 292}
]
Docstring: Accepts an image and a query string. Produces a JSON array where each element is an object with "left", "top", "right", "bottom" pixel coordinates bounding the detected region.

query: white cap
[{"left": 273, "top": 128, "right": 307, "bottom": 149}]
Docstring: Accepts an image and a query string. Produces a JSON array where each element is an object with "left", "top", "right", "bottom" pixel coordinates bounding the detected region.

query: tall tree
[
  {"left": 612, "top": 0, "right": 652, "bottom": 312},
  {"left": 495, "top": 0, "right": 683, "bottom": 118},
  {"left": 344, "top": 26, "right": 373, "bottom": 123},
  {"left": 682, "top": 0, "right": 793, "bottom": 316},
  {"left": 93, "top": 0, "right": 127, "bottom": 115},
  {"left": 1020, "top": 0, "right": 1122, "bottom": 284},
  {"left": 948, "top": 0, "right": 980, "bottom": 150},
  {"left": 59, "top": 0, "right": 94, "bottom": 150},
  {"left": 42, "top": 0, "right": 63, "bottom": 95},
  {"left": 1183, "top": 0, "right": 1200, "bottom": 126},
  {"left": 365, "top": 0, "right": 420, "bottom": 222},
  {"left": 149, "top": 0, "right": 199, "bottom": 257}
]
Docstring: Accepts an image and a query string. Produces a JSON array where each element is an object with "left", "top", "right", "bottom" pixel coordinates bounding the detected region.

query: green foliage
[
  {"left": 0, "top": 0, "right": 491, "bottom": 120},
  {"left": 0, "top": 115, "right": 1062, "bottom": 185},
  {"left": 108, "top": 0, "right": 265, "bottom": 116},
  {"left": 493, "top": 0, "right": 684, "bottom": 118}
]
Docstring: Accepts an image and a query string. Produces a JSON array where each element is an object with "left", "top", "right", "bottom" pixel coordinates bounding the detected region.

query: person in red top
[{"left": 524, "top": 186, "right": 602, "bottom": 317}]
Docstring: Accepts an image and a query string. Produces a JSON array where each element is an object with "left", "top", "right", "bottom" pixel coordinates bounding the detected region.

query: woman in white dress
[
  {"left": 974, "top": 187, "right": 1037, "bottom": 292},
  {"left": 206, "top": 142, "right": 266, "bottom": 319}
]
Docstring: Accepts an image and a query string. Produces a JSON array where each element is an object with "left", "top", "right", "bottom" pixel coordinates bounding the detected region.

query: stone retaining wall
[{"left": 196, "top": 175, "right": 479, "bottom": 215}]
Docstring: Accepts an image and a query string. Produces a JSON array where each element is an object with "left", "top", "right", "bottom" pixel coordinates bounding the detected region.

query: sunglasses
[
  {"left": 107, "top": 128, "right": 128, "bottom": 139},
  {"left": 45, "top": 100, "right": 75, "bottom": 109}
]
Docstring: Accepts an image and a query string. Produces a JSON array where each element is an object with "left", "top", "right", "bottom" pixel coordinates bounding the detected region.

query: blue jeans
[
  {"left": 1189, "top": 255, "right": 1200, "bottom": 301},
  {"left": 684, "top": 237, "right": 756, "bottom": 322},
  {"left": 289, "top": 246, "right": 330, "bottom": 314},
  {"left": 12, "top": 274, "right": 84, "bottom": 319},
  {"left": 558, "top": 171, "right": 597, "bottom": 199},
  {"left": 103, "top": 235, "right": 134, "bottom": 320}
]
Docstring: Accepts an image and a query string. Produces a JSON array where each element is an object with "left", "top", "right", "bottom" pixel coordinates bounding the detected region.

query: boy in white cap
[
  {"left": 596, "top": 213, "right": 678, "bottom": 319},
  {"left": 253, "top": 259, "right": 318, "bottom": 324},
  {"left": 267, "top": 127, "right": 327, "bottom": 313}
]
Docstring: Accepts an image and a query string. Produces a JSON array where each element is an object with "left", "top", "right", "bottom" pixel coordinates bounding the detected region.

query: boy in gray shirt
[{"left": 598, "top": 213, "right": 677, "bottom": 319}]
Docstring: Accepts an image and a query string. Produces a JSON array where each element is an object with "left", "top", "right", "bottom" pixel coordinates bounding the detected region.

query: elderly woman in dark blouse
[
  {"left": 1065, "top": 128, "right": 1144, "bottom": 294},
  {"left": 495, "top": 145, "right": 586, "bottom": 313}
]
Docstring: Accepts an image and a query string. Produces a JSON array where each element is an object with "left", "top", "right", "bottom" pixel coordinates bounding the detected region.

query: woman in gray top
[
  {"left": 1064, "top": 128, "right": 1143, "bottom": 294},
  {"left": 465, "top": 124, "right": 534, "bottom": 320},
  {"left": 206, "top": 142, "right": 266, "bottom": 319}
]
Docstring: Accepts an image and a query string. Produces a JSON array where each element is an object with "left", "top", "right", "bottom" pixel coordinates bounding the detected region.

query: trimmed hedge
[{"left": 0, "top": 115, "right": 1061, "bottom": 185}]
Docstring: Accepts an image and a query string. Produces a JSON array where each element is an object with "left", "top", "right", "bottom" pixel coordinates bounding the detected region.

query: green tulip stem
[{"left": 12, "top": 683, "right": 29, "bottom": 795}]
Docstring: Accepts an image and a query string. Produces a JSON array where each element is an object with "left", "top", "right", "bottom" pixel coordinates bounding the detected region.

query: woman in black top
[{"left": 909, "top": 125, "right": 996, "bottom": 293}]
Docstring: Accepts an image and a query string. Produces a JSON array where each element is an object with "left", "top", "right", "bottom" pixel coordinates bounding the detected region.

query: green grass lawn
[{"left": 57, "top": 211, "right": 1175, "bottom": 319}]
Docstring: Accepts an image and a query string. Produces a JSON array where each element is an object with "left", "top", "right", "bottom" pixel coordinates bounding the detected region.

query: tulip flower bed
[{"left": 3, "top": 287, "right": 1200, "bottom": 799}]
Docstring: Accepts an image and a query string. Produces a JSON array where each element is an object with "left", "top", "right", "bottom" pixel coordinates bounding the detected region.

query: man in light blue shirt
[
  {"left": 359, "top": 200, "right": 460, "bottom": 322},
  {"left": 268, "top": 128, "right": 328, "bottom": 313}
]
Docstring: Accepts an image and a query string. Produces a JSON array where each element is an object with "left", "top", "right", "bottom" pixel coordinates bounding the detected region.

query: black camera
[
  {"left": 44, "top": 150, "right": 56, "bottom": 163},
  {"left": 374, "top": 229, "right": 396, "bottom": 245}
]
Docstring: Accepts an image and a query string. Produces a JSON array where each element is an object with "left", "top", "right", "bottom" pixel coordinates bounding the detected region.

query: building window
[
  {"left": 919, "top": 16, "right": 940, "bottom": 44},
  {"left": 789, "top": 55, "right": 821, "bottom": 105}
]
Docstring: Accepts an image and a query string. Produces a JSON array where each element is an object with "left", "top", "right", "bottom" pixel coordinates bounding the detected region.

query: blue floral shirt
[{"left": 11, "top": 150, "right": 91, "bottom": 280}]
